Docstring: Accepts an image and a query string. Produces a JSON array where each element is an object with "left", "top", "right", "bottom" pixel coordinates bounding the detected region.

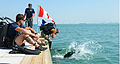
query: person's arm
[
  {"left": 30, "top": 9, "right": 35, "bottom": 19},
  {"left": 30, "top": 13, "right": 35, "bottom": 19},
  {"left": 32, "top": 13, "right": 35, "bottom": 18},
  {"left": 15, "top": 27, "right": 36, "bottom": 37},
  {"left": 51, "top": 33, "right": 58, "bottom": 38},
  {"left": 25, "top": 27, "right": 37, "bottom": 34},
  {"left": 23, "top": 13, "right": 26, "bottom": 19},
  {"left": 25, "top": 27, "right": 39, "bottom": 38},
  {"left": 23, "top": 8, "right": 27, "bottom": 19}
]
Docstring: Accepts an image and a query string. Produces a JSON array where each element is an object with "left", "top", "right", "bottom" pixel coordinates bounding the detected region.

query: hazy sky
[{"left": 0, "top": 0, "right": 119, "bottom": 24}]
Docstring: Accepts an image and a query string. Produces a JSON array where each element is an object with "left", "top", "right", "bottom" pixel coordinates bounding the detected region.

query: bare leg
[
  {"left": 15, "top": 34, "right": 26, "bottom": 46},
  {"left": 33, "top": 37, "right": 42, "bottom": 44},
  {"left": 15, "top": 34, "right": 39, "bottom": 47},
  {"left": 24, "top": 35, "right": 39, "bottom": 47}
]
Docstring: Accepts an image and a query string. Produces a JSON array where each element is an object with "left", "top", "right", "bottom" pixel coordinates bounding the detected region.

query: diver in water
[
  {"left": 64, "top": 51, "right": 75, "bottom": 58},
  {"left": 53, "top": 48, "right": 75, "bottom": 58}
]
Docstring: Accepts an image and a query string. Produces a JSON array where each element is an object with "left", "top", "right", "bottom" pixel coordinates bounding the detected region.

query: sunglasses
[{"left": 21, "top": 19, "right": 25, "bottom": 21}]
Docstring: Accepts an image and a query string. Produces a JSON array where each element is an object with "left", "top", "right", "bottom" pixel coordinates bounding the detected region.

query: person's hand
[
  {"left": 56, "top": 29, "right": 59, "bottom": 33},
  {"left": 34, "top": 34, "right": 39, "bottom": 39},
  {"left": 26, "top": 30, "right": 32, "bottom": 34},
  {"left": 30, "top": 17, "right": 32, "bottom": 20}
]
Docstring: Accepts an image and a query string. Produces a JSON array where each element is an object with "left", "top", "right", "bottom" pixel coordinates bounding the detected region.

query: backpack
[
  {"left": 40, "top": 23, "right": 55, "bottom": 35},
  {"left": 0, "top": 17, "right": 15, "bottom": 48}
]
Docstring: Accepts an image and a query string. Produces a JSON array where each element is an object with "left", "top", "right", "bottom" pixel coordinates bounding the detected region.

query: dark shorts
[{"left": 25, "top": 18, "right": 33, "bottom": 28}]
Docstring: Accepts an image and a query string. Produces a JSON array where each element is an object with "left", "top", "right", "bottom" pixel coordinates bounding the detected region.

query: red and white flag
[
  {"left": 49, "top": 17, "right": 55, "bottom": 24},
  {"left": 44, "top": 10, "right": 49, "bottom": 19},
  {"left": 38, "top": 5, "right": 55, "bottom": 24}
]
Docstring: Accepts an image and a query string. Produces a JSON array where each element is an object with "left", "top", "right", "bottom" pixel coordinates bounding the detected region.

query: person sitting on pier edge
[
  {"left": 40, "top": 23, "right": 59, "bottom": 49},
  {"left": 7, "top": 14, "right": 47, "bottom": 51}
]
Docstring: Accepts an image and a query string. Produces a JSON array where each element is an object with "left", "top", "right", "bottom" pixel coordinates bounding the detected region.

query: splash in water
[
  {"left": 69, "top": 40, "right": 103, "bottom": 60},
  {"left": 52, "top": 40, "right": 103, "bottom": 60}
]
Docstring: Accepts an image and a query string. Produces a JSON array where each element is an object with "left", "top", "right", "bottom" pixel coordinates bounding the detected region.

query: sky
[{"left": 0, "top": 0, "right": 119, "bottom": 24}]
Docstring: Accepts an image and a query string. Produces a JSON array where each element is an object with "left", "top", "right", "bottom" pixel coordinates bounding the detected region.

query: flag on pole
[
  {"left": 38, "top": 6, "right": 44, "bottom": 17},
  {"left": 49, "top": 17, "right": 55, "bottom": 24},
  {"left": 38, "top": 5, "right": 56, "bottom": 24},
  {"left": 44, "top": 10, "right": 49, "bottom": 19}
]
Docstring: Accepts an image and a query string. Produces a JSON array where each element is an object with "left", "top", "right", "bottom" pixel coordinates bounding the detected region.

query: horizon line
[{"left": 33, "top": 23, "right": 119, "bottom": 24}]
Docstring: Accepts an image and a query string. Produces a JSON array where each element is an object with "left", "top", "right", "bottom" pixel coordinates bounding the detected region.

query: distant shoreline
[{"left": 33, "top": 23, "right": 119, "bottom": 25}]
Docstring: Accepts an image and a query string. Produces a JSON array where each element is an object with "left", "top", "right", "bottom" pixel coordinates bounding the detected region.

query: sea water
[{"left": 33, "top": 24, "right": 119, "bottom": 64}]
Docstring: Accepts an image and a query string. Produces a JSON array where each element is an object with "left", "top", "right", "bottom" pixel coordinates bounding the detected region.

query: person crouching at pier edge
[
  {"left": 40, "top": 23, "right": 59, "bottom": 49},
  {"left": 7, "top": 14, "right": 47, "bottom": 51}
]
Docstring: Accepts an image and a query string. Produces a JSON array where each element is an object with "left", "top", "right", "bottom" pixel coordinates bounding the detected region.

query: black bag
[
  {"left": 40, "top": 23, "right": 54, "bottom": 30},
  {"left": 40, "top": 23, "right": 55, "bottom": 35},
  {"left": 0, "top": 22, "right": 8, "bottom": 47},
  {"left": 45, "top": 23, "right": 54, "bottom": 27},
  {"left": 0, "top": 17, "right": 15, "bottom": 48}
]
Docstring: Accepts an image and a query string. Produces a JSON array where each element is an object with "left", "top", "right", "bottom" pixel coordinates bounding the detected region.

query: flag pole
[
  {"left": 37, "top": 5, "right": 39, "bottom": 33},
  {"left": 37, "top": 17, "right": 38, "bottom": 33}
]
